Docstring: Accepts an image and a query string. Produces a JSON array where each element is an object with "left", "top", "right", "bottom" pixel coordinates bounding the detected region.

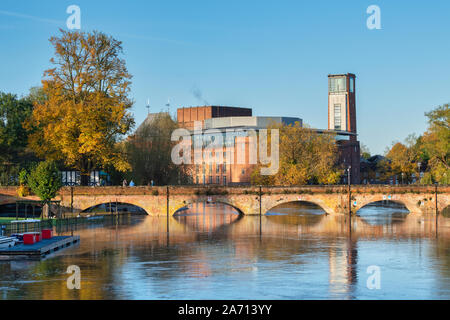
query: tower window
[
  {"left": 350, "top": 77, "right": 355, "bottom": 93},
  {"left": 334, "top": 104, "right": 341, "bottom": 130},
  {"left": 329, "top": 77, "right": 347, "bottom": 93}
]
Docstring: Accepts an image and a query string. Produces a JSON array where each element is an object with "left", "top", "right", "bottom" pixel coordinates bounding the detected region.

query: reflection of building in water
[
  {"left": 174, "top": 202, "right": 241, "bottom": 233},
  {"left": 328, "top": 239, "right": 358, "bottom": 298}
]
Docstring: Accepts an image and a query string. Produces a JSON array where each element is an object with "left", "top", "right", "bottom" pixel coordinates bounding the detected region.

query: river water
[{"left": 0, "top": 202, "right": 449, "bottom": 300}]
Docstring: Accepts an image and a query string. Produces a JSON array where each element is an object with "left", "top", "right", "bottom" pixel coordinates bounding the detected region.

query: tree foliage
[
  {"left": 0, "top": 92, "right": 34, "bottom": 162},
  {"left": 251, "top": 122, "right": 341, "bottom": 185},
  {"left": 0, "top": 92, "right": 36, "bottom": 185},
  {"left": 27, "top": 161, "right": 62, "bottom": 202},
  {"left": 360, "top": 143, "right": 371, "bottom": 160},
  {"left": 125, "top": 113, "right": 190, "bottom": 185},
  {"left": 381, "top": 104, "right": 449, "bottom": 184},
  {"left": 381, "top": 141, "right": 417, "bottom": 182},
  {"left": 421, "top": 104, "right": 449, "bottom": 183},
  {"left": 25, "top": 29, "right": 134, "bottom": 185}
]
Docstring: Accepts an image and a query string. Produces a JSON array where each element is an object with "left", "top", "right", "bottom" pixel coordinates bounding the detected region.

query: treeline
[{"left": 368, "top": 104, "right": 449, "bottom": 184}]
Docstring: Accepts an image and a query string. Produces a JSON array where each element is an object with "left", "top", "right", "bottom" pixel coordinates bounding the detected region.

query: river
[{"left": 0, "top": 202, "right": 449, "bottom": 299}]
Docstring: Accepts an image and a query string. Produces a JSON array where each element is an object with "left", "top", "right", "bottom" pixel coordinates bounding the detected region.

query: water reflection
[
  {"left": 265, "top": 202, "right": 325, "bottom": 227},
  {"left": 173, "top": 202, "right": 241, "bottom": 233},
  {"left": 357, "top": 201, "right": 409, "bottom": 226},
  {"left": 0, "top": 202, "right": 449, "bottom": 300}
]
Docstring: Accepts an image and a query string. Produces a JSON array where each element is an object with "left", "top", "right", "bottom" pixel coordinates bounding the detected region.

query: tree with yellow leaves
[
  {"left": 25, "top": 29, "right": 134, "bottom": 185},
  {"left": 251, "top": 122, "right": 342, "bottom": 185}
]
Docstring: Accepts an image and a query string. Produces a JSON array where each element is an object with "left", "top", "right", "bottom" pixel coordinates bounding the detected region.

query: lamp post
[
  {"left": 347, "top": 165, "right": 351, "bottom": 217},
  {"left": 417, "top": 162, "right": 422, "bottom": 184},
  {"left": 435, "top": 181, "right": 438, "bottom": 214}
]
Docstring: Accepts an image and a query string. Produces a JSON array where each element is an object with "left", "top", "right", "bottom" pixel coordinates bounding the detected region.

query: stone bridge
[{"left": 0, "top": 185, "right": 449, "bottom": 216}]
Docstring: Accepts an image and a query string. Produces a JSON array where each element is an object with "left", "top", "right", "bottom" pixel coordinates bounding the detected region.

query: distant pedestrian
[
  {"left": 122, "top": 179, "right": 127, "bottom": 187},
  {"left": 129, "top": 180, "right": 135, "bottom": 187},
  {"left": 151, "top": 180, "right": 154, "bottom": 187}
]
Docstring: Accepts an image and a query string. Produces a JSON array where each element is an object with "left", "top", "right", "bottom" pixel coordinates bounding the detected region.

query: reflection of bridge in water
[
  {"left": 61, "top": 203, "right": 450, "bottom": 248},
  {"left": 51, "top": 203, "right": 449, "bottom": 299}
]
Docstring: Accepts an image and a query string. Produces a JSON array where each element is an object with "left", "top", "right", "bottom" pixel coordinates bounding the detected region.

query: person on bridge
[
  {"left": 129, "top": 180, "right": 135, "bottom": 187},
  {"left": 122, "top": 179, "right": 127, "bottom": 187}
]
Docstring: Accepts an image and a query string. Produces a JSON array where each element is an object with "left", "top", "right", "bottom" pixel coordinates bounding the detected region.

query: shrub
[{"left": 27, "top": 161, "right": 62, "bottom": 202}]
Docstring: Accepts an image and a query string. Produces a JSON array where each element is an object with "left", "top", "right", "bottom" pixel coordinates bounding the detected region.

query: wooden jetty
[{"left": 0, "top": 236, "right": 80, "bottom": 257}]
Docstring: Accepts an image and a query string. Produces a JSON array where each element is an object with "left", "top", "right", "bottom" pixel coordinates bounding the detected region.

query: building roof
[
  {"left": 203, "top": 116, "right": 302, "bottom": 130},
  {"left": 328, "top": 73, "right": 356, "bottom": 78},
  {"left": 135, "top": 112, "right": 170, "bottom": 134}
]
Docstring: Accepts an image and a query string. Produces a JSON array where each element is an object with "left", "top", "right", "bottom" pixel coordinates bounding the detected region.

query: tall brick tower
[{"left": 328, "top": 73, "right": 357, "bottom": 140}]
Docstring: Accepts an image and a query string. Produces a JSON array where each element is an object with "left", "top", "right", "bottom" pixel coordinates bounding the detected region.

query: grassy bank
[{"left": 0, "top": 217, "right": 40, "bottom": 224}]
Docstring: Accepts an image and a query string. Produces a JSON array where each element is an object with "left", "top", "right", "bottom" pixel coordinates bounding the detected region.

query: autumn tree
[
  {"left": 420, "top": 104, "right": 450, "bottom": 183},
  {"left": 126, "top": 113, "right": 190, "bottom": 185},
  {"left": 382, "top": 141, "right": 417, "bottom": 183},
  {"left": 25, "top": 29, "right": 134, "bottom": 185},
  {"left": 251, "top": 122, "right": 341, "bottom": 185}
]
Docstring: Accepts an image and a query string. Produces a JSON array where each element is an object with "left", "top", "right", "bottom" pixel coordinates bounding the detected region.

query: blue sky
[{"left": 1, "top": 0, "right": 449, "bottom": 154}]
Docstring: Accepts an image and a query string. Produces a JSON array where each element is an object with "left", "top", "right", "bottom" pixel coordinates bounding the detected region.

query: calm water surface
[{"left": 0, "top": 202, "right": 449, "bottom": 300}]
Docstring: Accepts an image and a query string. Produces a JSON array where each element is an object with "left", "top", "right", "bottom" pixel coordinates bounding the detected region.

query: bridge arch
[
  {"left": 354, "top": 196, "right": 416, "bottom": 214},
  {"left": 173, "top": 200, "right": 244, "bottom": 216},
  {"left": 442, "top": 205, "right": 450, "bottom": 217},
  {"left": 265, "top": 200, "right": 327, "bottom": 215},
  {"left": 80, "top": 202, "right": 148, "bottom": 215},
  {"left": 356, "top": 200, "right": 411, "bottom": 214},
  {"left": 264, "top": 195, "right": 335, "bottom": 215}
]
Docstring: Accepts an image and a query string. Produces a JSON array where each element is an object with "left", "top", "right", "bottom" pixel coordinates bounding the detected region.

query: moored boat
[{"left": 0, "top": 236, "right": 17, "bottom": 249}]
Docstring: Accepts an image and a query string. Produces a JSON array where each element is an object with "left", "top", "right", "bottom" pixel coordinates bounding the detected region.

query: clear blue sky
[{"left": 1, "top": 0, "right": 449, "bottom": 154}]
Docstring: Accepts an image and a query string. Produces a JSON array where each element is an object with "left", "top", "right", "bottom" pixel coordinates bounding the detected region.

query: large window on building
[
  {"left": 329, "top": 77, "right": 347, "bottom": 93},
  {"left": 334, "top": 104, "right": 341, "bottom": 130},
  {"left": 349, "top": 77, "right": 355, "bottom": 93}
]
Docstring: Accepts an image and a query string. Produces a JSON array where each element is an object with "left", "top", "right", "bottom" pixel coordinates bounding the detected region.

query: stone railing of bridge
[{"left": 0, "top": 185, "right": 449, "bottom": 216}]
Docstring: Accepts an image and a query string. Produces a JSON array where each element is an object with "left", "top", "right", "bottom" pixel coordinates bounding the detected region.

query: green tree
[
  {"left": 421, "top": 104, "right": 449, "bottom": 183},
  {"left": 25, "top": 29, "right": 134, "bottom": 185},
  {"left": 0, "top": 93, "right": 34, "bottom": 160},
  {"left": 28, "top": 161, "right": 62, "bottom": 202},
  {"left": 0, "top": 92, "right": 36, "bottom": 185},
  {"left": 27, "top": 161, "right": 62, "bottom": 218}
]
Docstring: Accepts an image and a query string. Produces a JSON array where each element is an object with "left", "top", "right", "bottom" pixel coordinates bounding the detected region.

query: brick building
[
  {"left": 175, "top": 73, "right": 361, "bottom": 185},
  {"left": 177, "top": 106, "right": 252, "bottom": 130}
]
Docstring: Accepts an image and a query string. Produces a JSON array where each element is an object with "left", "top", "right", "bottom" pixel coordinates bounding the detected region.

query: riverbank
[{"left": 0, "top": 217, "right": 33, "bottom": 223}]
